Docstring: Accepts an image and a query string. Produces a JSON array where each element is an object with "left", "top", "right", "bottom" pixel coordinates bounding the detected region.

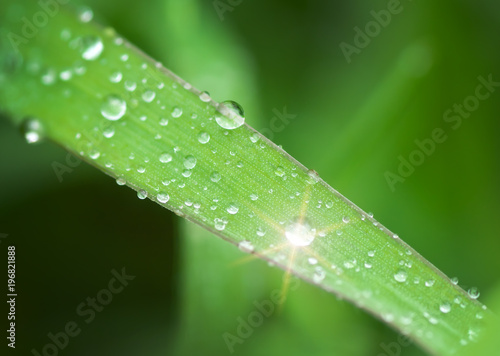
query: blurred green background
[{"left": 1, "top": 0, "right": 499, "bottom": 355}]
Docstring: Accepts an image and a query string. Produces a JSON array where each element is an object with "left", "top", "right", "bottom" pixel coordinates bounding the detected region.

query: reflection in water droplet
[
  {"left": 101, "top": 95, "right": 127, "bottom": 121},
  {"left": 20, "top": 118, "right": 44, "bottom": 144},
  {"left": 79, "top": 36, "right": 104, "bottom": 61},
  {"left": 137, "top": 190, "right": 147, "bottom": 200},
  {"left": 157, "top": 192, "right": 170, "bottom": 204},
  {"left": 184, "top": 155, "right": 197, "bottom": 169},
  {"left": 394, "top": 270, "right": 408, "bottom": 283},
  {"left": 198, "top": 132, "right": 210, "bottom": 144},
  {"left": 285, "top": 220, "right": 316, "bottom": 247},
  {"left": 215, "top": 100, "right": 245, "bottom": 130}
]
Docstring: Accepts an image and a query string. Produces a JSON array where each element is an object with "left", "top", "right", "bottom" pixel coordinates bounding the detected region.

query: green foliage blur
[{"left": 1, "top": 0, "right": 499, "bottom": 355}]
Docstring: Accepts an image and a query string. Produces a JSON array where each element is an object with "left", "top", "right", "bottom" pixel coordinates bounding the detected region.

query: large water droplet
[
  {"left": 142, "top": 90, "right": 156, "bottom": 103},
  {"left": 394, "top": 270, "right": 408, "bottom": 283},
  {"left": 198, "top": 132, "right": 210, "bottom": 144},
  {"left": 184, "top": 155, "right": 197, "bottom": 169},
  {"left": 215, "top": 100, "right": 245, "bottom": 130},
  {"left": 210, "top": 171, "right": 221, "bottom": 182},
  {"left": 159, "top": 153, "right": 172, "bottom": 163},
  {"left": 157, "top": 192, "right": 170, "bottom": 204},
  {"left": 440, "top": 302, "right": 451, "bottom": 314},
  {"left": 468, "top": 287, "right": 480, "bottom": 300},
  {"left": 79, "top": 36, "right": 103, "bottom": 61},
  {"left": 137, "top": 190, "right": 147, "bottom": 200},
  {"left": 20, "top": 118, "right": 44, "bottom": 144},
  {"left": 101, "top": 95, "right": 127, "bottom": 121},
  {"left": 285, "top": 220, "right": 316, "bottom": 247},
  {"left": 214, "top": 218, "right": 226, "bottom": 231}
]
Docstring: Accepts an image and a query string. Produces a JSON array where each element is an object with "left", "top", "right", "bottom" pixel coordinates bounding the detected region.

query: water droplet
[
  {"left": 89, "top": 149, "right": 100, "bottom": 159},
  {"left": 103, "top": 126, "right": 115, "bottom": 138},
  {"left": 199, "top": 91, "right": 211, "bottom": 102},
  {"left": 159, "top": 118, "right": 169, "bottom": 126},
  {"left": 41, "top": 68, "right": 57, "bottom": 85},
  {"left": 215, "top": 100, "right": 245, "bottom": 130},
  {"left": 124, "top": 80, "right": 136, "bottom": 91},
  {"left": 137, "top": 190, "right": 147, "bottom": 200},
  {"left": 184, "top": 155, "right": 197, "bottom": 169},
  {"left": 308, "top": 257, "right": 318, "bottom": 265},
  {"left": 468, "top": 287, "right": 480, "bottom": 300},
  {"left": 425, "top": 280, "right": 435, "bottom": 287},
  {"left": 20, "top": 118, "right": 44, "bottom": 144},
  {"left": 342, "top": 216, "right": 350, "bottom": 224},
  {"left": 394, "top": 270, "right": 408, "bottom": 283},
  {"left": 210, "top": 171, "right": 221, "bottom": 182},
  {"left": 214, "top": 218, "right": 226, "bottom": 231},
  {"left": 142, "top": 90, "right": 156, "bottom": 103},
  {"left": 238, "top": 240, "right": 254, "bottom": 253},
  {"left": 368, "top": 250, "right": 375, "bottom": 257},
  {"left": 79, "top": 36, "right": 104, "bottom": 61},
  {"left": 275, "top": 166, "right": 285, "bottom": 177},
  {"left": 116, "top": 177, "right": 126, "bottom": 185},
  {"left": 343, "top": 259, "right": 356, "bottom": 269},
  {"left": 159, "top": 153, "right": 172, "bottom": 163},
  {"left": 198, "top": 132, "right": 210, "bottom": 144},
  {"left": 227, "top": 203, "right": 239, "bottom": 215},
  {"left": 59, "top": 69, "right": 72, "bottom": 81},
  {"left": 313, "top": 266, "right": 326, "bottom": 283},
  {"left": 250, "top": 193, "right": 259, "bottom": 201},
  {"left": 325, "top": 200, "right": 334, "bottom": 208},
  {"left": 109, "top": 72, "right": 122, "bottom": 83},
  {"left": 364, "top": 262, "right": 372, "bottom": 269},
  {"left": 451, "top": 277, "right": 459, "bottom": 285},
  {"left": 157, "top": 192, "right": 170, "bottom": 203},
  {"left": 440, "top": 302, "right": 451, "bottom": 314},
  {"left": 78, "top": 6, "right": 94, "bottom": 23},
  {"left": 182, "top": 169, "right": 192, "bottom": 178},
  {"left": 285, "top": 220, "right": 316, "bottom": 247},
  {"left": 171, "top": 107, "right": 183, "bottom": 118},
  {"left": 101, "top": 95, "right": 127, "bottom": 121}
]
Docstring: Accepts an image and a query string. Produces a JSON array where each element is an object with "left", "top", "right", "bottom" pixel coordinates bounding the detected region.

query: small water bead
[
  {"left": 157, "top": 193, "right": 170, "bottom": 204},
  {"left": 78, "top": 6, "right": 94, "bottom": 23},
  {"left": 109, "top": 72, "right": 122, "bottom": 83},
  {"left": 367, "top": 250, "right": 376, "bottom": 257},
  {"left": 210, "top": 171, "right": 221, "bottom": 182},
  {"left": 101, "top": 95, "right": 127, "bottom": 121},
  {"left": 198, "top": 132, "right": 210, "bottom": 144},
  {"left": 182, "top": 169, "right": 192, "bottom": 178},
  {"left": 20, "top": 118, "right": 44, "bottom": 144},
  {"left": 41, "top": 68, "right": 57, "bottom": 85},
  {"left": 103, "top": 126, "right": 115, "bottom": 138},
  {"left": 59, "top": 69, "right": 72, "bottom": 81},
  {"left": 425, "top": 280, "right": 435, "bottom": 287},
  {"left": 124, "top": 80, "right": 136, "bottom": 91},
  {"left": 215, "top": 100, "right": 245, "bottom": 130},
  {"left": 137, "top": 190, "right": 148, "bottom": 199},
  {"left": 214, "top": 218, "right": 226, "bottom": 231},
  {"left": 142, "top": 90, "right": 156, "bottom": 103},
  {"left": 184, "top": 155, "right": 197, "bottom": 169},
  {"left": 451, "top": 277, "right": 459, "bottom": 285},
  {"left": 227, "top": 203, "right": 239, "bottom": 215},
  {"left": 344, "top": 259, "right": 356, "bottom": 269},
  {"left": 285, "top": 220, "right": 316, "bottom": 247},
  {"left": 307, "top": 257, "right": 318, "bottom": 265},
  {"left": 116, "top": 177, "right": 126, "bottom": 185},
  {"left": 199, "top": 91, "right": 211, "bottom": 102},
  {"left": 364, "top": 262, "right": 372, "bottom": 269},
  {"left": 79, "top": 36, "right": 104, "bottom": 61},
  {"left": 342, "top": 216, "right": 350, "bottom": 224},
  {"left": 394, "top": 270, "right": 408, "bottom": 283},
  {"left": 159, "top": 118, "right": 169, "bottom": 126},
  {"left": 256, "top": 227, "right": 266, "bottom": 237},
  {"left": 468, "top": 287, "right": 480, "bottom": 300},
  {"left": 439, "top": 302, "right": 451, "bottom": 314},
  {"left": 325, "top": 200, "right": 334, "bottom": 209},
  {"left": 238, "top": 240, "right": 254, "bottom": 253},
  {"left": 89, "top": 149, "right": 100, "bottom": 160},
  {"left": 275, "top": 166, "right": 285, "bottom": 177},
  {"left": 159, "top": 153, "right": 172, "bottom": 163},
  {"left": 313, "top": 267, "right": 326, "bottom": 283},
  {"left": 250, "top": 193, "right": 259, "bottom": 201},
  {"left": 171, "top": 107, "right": 183, "bottom": 118}
]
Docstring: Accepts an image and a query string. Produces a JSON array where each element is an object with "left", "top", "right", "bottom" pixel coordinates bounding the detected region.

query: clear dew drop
[
  {"left": 313, "top": 266, "right": 326, "bottom": 283},
  {"left": 142, "top": 90, "right": 156, "bottom": 103},
  {"left": 285, "top": 220, "right": 316, "bottom": 247},
  {"left": 215, "top": 100, "right": 245, "bottom": 130},
  {"left": 77, "top": 6, "right": 94, "bottom": 23},
  {"left": 79, "top": 35, "right": 104, "bottom": 61},
  {"left": 250, "top": 193, "right": 259, "bottom": 201},
  {"left": 425, "top": 279, "right": 435, "bottom": 287},
  {"left": 226, "top": 203, "right": 239, "bottom": 215},
  {"left": 214, "top": 218, "right": 226, "bottom": 231},
  {"left": 171, "top": 107, "right": 183, "bottom": 118},
  {"left": 199, "top": 91, "right": 211, "bottom": 102},
  {"left": 159, "top": 118, "right": 169, "bottom": 126},
  {"left": 101, "top": 95, "right": 127, "bottom": 121},
  {"left": 184, "top": 155, "right": 197, "bottom": 169},
  {"left": 308, "top": 257, "right": 318, "bottom": 265},
  {"left": 159, "top": 153, "right": 172, "bottom": 163},
  {"left": 109, "top": 72, "right": 122, "bottom": 83},
  {"left": 394, "top": 270, "right": 408, "bottom": 283},
  {"left": 468, "top": 287, "right": 480, "bottom": 300},
  {"left": 157, "top": 192, "right": 170, "bottom": 204},
  {"left": 342, "top": 216, "right": 350, "bottom": 224},
  {"left": 198, "top": 132, "right": 210, "bottom": 144},
  {"left": 103, "top": 126, "right": 115, "bottom": 138},
  {"left": 439, "top": 302, "right": 451, "bottom": 314},
  {"left": 451, "top": 277, "right": 459, "bottom": 285},
  {"left": 137, "top": 190, "right": 147, "bottom": 200},
  {"left": 89, "top": 149, "right": 100, "bottom": 159},
  {"left": 238, "top": 240, "right": 254, "bottom": 253},
  {"left": 256, "top": 227, "right": 266, "bottom": 237},
  {"left": 210, "top": 171, "right": 221, "bottom": 182},
  {"left": 275, "top": 166, "right": 285, "bottom": 177},
  {"left": 20, "top": 118, "right": 44, "bottom": 144},
  {"left": 116, "top": 177, "right": 126, "bottom": 185}
]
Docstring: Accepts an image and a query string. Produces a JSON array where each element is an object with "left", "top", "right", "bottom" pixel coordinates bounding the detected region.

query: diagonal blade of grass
[{"left": 0, "top": 2, "right": 492, "bottom": 354}]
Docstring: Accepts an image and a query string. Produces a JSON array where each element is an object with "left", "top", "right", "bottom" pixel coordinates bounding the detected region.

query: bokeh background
[{"left": 1, "top": 0, "right": 499, "bottom": 355}]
